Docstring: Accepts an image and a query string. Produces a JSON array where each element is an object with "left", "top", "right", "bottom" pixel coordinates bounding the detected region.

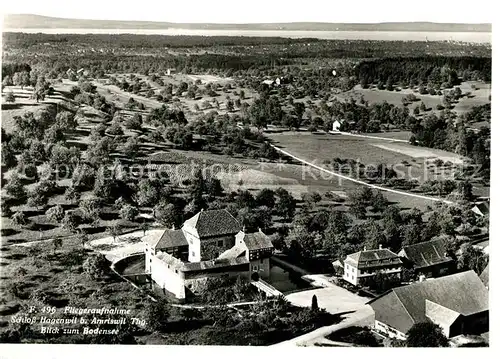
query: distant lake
[{"left": 4, "top": 28, "right": 492, "bottom": 43}]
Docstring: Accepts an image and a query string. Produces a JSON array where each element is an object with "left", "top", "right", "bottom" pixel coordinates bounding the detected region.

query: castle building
[{"left": 144, "top": 209, "right": 274, "bottom": 300}]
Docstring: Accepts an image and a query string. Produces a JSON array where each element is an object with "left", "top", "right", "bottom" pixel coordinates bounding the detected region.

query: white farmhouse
[{"left": 343, "top": 246, "right": 403, "bottom": 286}]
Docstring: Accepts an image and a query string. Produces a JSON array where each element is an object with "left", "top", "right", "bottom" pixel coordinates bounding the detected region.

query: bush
[
  {"left": 83, "top": 253, "right": 109, "bottom": 280},
  {"left": 5, "top": 92, "right": 15, "bottom": 102},
  {"left": 119, "top": 204, "right": 139, "bottom": 221}
]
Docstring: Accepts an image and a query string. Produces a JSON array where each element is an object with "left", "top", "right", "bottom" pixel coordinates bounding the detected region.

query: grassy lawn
[
  {"left": 265, "top": 131, "right": 476, "bottom": 209},
  {"left": 363, "top": 131, "right": 412, "bottom": 141}
]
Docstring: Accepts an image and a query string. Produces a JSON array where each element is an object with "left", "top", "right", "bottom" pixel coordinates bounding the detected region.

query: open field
[
  {"left": 268, "top": 130, "right": 465, "bottom": 171},
  {"left": 186, "top": 74, "right": 233, "bottom": 84},
  {"left": 372, "top": 143, "right": 464, "bottom": 164},
  {"left": 360, "top": 131, "right": 412, "bottom": 141},
  {"left": 1, "top": 87, "right": 71, "bottom": 133},
  {"left": 266, "top": 131, "right": 475, "bottom": 209},
  {"left": 454, "top": 81, "right": 491, "bottom": 114},
  {"left": 334, "top": 81, "right": 491, "bottom": 116},
  {"left": 86, "top": 229, "right": 159, "bottom": 262}
]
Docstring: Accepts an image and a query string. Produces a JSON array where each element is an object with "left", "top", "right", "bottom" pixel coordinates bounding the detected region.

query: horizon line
[{"left": 4, "top": 13, "right": 493, "bottom": 26}]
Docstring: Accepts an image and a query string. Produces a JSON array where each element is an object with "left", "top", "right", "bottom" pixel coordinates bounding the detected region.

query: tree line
[{"left": 356, "top": 56, "right": 491, "bottom": 88}]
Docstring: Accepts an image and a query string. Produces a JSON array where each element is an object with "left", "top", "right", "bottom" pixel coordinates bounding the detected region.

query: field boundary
[
  {"left": 330, "top": 131, "right": 410, "bottom": 143},
  {"left": 270, "top": 143, "right": 454, "bottom": 205}
]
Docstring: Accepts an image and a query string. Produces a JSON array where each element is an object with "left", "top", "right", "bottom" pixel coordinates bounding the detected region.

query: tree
[
  {"left": 386, "top": 77, "right": 394, "bottom": 91},
  {"left": 123, "top": 137, "right": 140, "bottom": 159},
  {"left": 4, "top": 173, "right": 27, "bottom": 199},
  {"left": 226, "top": 99, "right": 234, "bottom": 112},
  {"left": 106, "top": 223, "right": 122, "bottom": 242},
  {"left": 120, "top": 204, "right": 139, "bottom": 221},
  {"left": 457, "top": 243, "right": 488, "bottom": 275},
  {"left": 154, "top": 202, "right": 181, "bottom": 228},
  {"left": 139, "top": 220, "right": 150, "bottom": 236},
  {"left": 292, "top": 102, "right": 305, "bottom": 129},
  {"left": 1, "top": 143, "right": 17, "bottom": 169},
  {"left": 53, "top": 237, "right": 63, "bottom": 253},
  {"left": 27, "top": 140, "right": 47, "bottom": 163},
  {"left": 72, "top": 163, "right": 95, "bottom": 190},
  {"left": 285, "top": 225, "right": 317, "bottom": 259},
  {"left": 44, "top": 125, "right": 65, "bottom": 144},
  {"left": 182, "top": 308, "right": 202, "bottom": 321},
  {"left": 135, "top": 179, "right": 161, "bottom": 207},
  {"left": 1, "top": 200, "right": 13, "bottom": 218},
  {"left": 27, "top": 179, "right": 57, "bottom": 210},
  {"left": 55, "top": 111, "right": 78, "bottom": 131},
  {"left": 46, "top": 205, "right": 65, "bottom": 222},
  {"left": 13, "top": 71, "right": 30, "bottom": 89},
  {"left": 33, "top": 76, "right": 51, "bottom": 102},
  {"left": 61, "top": 211, "right": 80, "bottom": 233},
  {"left": 77, "top": 232, "right": 90, "bottom": 248},
  {"left": 406, "top": 322, "right": 449, "bottom": 347},
  {"left": 275, "top": 188, "right": 296, "bottom": 220},
  {"left": 255, "top": 188, "right": 276, "bottom": 209},
  {"left": 311, "top": 294, "right": 319, "bottom": 311},
  {"left": 350, "top": 202, "right": 367, "bottom": 219},
  {"left": 79, "top": 196, "right": 102, "bottom": 224},
  {"left": 206, "top": 177, "right": 223, "bottom": 198},
  {"left": 125, "top": 113, "right": 142, "bottom": 130},
  {"left": 83, "top": 253, "right": 109, "bottom": 280},
  {"left": 420, "top": 101, "right": 427, "bottom": 112},
  {"left": 145, "top": 298, "right": 170, "bottom": 332},
  {"left": 107, "top": 121, "right": 124, "bottom": 136},
  {"left": 456, "top": 180, "right": 473, "bottom": 201},
  {"left": 11, "top": 211, "right": 28, "bottom": 228}
]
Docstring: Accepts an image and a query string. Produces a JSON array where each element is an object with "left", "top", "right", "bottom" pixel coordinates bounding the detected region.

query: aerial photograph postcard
[{"left": 0, "top": 0, "right": 493, "bottom": 351}]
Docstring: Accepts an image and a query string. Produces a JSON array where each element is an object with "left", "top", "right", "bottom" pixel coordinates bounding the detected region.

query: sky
[{"left": 1, "top": 0, "right": 494, "bottom": 24}]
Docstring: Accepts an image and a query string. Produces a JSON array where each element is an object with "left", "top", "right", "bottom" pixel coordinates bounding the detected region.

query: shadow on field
[
  {"left": 1, "top": 228, "right": 20, "bottom": 237},
  {"left": 3, "top": 253, "right": 27, "bottom": 260}
]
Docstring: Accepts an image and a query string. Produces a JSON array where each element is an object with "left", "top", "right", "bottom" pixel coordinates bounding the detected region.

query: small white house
[{"left": 331, "top": 120, "right": 342, "bottom": 132}]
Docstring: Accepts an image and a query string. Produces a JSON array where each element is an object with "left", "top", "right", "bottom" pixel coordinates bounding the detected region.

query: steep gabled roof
[
  {"left": 401, "top": 238, "right": 453, "bottom": 269},
  {"left": 369, "top": 270, "right": 489, "bottom": 334},
  {"left": 183, "top": 209, "right": 241, "bottom": 239},
  {"left": 345, "top": 248, "right": 402, "bottom": 269},
  {"left": 241, "top": 231, "right": 274, "bottom": 251},
  {"left": 145, "top": 229, "right": 187, "bottom": 249}
]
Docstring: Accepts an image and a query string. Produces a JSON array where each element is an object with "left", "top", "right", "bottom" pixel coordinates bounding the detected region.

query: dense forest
[
  {"left": 356, "top": 56, "right": 491, "bottom": 87},
  {"left": 3, "top": 32, "right": 491, "bottom": 57}
]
